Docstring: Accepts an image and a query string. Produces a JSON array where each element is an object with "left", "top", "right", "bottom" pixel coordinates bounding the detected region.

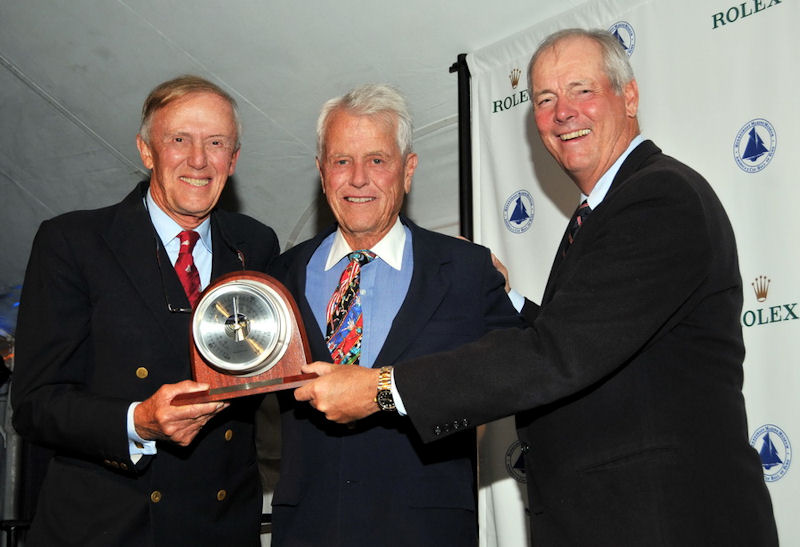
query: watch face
[
  {"left": 192, "top": 279, "right": 290, "bottom": 375},
  {"left": 376, "top": 389, "right": 396, "bottom": 411}
]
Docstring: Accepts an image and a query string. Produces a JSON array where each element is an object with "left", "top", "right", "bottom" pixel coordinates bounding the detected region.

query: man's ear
[
  {"left": 136, "top": 134, "right": 154, "bottom": 170},
  {"left": 403, "top": 153, "right": 418, "bottom": 194},
  {"left": 624, "top": 79, "right": 639, "bottom": 118},
  {"left": 317, "top": 157, "right": 326, "bottom": 193}
]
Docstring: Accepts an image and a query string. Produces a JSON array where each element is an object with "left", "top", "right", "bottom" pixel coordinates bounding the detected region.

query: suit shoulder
[
  {"left": 637, "top": 152, "right": 713, "bottom": 193},
  {"left": 413, "top": 226, "right": 492, "bottom": 260},
  {"left": 271, "top": 238, "right": 316, "bottom": 273},
  {"left": 614, "top": 151, "right": 723, "bottom": 217},
  {"left": 36, "top": 200, "right": 122, "bottom": 238},
  {"left": 217, "top": 210, "right": 276, "bottom": 238}
]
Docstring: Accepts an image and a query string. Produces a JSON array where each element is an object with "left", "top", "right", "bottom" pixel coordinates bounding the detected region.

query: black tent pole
[{"left": 449, "top": 53, "right": 473, "bottom": 241}]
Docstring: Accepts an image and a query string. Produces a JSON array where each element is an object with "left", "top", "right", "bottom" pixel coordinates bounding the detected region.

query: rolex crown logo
[
  {"left": 752, "top": 275, "right": 770, "bottom": 302},
  {"left": 509, "top": 68, "right": 522, "bottom": 89}
]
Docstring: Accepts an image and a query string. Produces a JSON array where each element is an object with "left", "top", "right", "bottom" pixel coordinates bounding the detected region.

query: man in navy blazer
[
  {"left": 12, "top": 76, "right": 279, "bottom": 546},
  {"left": 296, "top": 30, "right": 778, "bottom": 545},
  {"left": 268, "top": 84, "right": 522, "bottom": 546}
]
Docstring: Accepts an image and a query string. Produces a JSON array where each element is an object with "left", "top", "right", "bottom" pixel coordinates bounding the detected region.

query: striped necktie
[{"left": 559, "top": 200, "right": 592, "bottom": 257}]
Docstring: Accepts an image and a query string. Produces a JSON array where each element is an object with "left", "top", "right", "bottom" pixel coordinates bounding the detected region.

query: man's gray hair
[
  {"left": 316, "top": 84, "right": 414, "bottom": 158},
  {"left": 527, "top": 28, "right": 634, "bottom": 96}
]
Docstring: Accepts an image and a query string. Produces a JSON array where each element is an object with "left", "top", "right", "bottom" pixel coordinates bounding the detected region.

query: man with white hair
[{"left": 268, "top": 84, "right": 522, "bottom": 546}]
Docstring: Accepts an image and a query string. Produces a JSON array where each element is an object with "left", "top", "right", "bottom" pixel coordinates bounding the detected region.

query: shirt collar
[
  {"left": 145, "top": 187, "right": 212, "bottom": 251},
  {"left": 583, "top": 134, "right": 645, "bottom": 209},
  {"left": 324, "top": 217, "right": 406, "bottom": 271}
]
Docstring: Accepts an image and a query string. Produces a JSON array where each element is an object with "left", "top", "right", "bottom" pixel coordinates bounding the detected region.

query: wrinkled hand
[
  {"left": 491, "top": 253, "right": 511, "bottom": 293},
  {"left": 294, "top": 362, "right": 380, "bottom": 423},
  {"left": 134, "top": 380, "right": 228, "bottom": 446}
]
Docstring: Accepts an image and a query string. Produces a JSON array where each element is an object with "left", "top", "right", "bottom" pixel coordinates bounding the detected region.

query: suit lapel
[
  {"left": 103, "top": 182, "right": 189, "bottom": 361},
  {"left": 210, "top": 210, "right": 245, "bottom": 279},
  {"left": 605, "top": 139, "right": 660, "bottom": 201},
  {"left": 374, "top": 220, "right": 449, "bottom": 368},
  {"left": 542, "top": 140, "right": 661, "bottom": 304},
  {"left": 282, "top": 231, "right": 331, "bottom": 361}
]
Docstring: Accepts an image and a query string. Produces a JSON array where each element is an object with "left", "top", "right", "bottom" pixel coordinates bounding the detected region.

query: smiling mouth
[
  {"left": 346, "top": 197, "right": 374, "bottom": 203},
  {"left": 560, "top": 129, "right": 591, "bottom": 141},
  {"left": 180, "top": 176, "right": 211, "bottom": 187}
]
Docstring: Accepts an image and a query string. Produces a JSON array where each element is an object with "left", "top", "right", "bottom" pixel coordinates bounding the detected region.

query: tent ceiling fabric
[{"left": 0, "top": 0, "right": 584, "bottom": 292}]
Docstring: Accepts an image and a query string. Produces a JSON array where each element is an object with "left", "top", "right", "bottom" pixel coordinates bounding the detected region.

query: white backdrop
[{"left": 468, "top": 0, "right": 798, "bottom": 544}]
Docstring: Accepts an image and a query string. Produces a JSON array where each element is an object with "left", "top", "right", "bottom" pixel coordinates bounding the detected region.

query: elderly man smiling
[
  {"left": 267, "top": 84, "right": 522, "bottom": 547},
  {"left": 13, "top": 75, "right": 279, "bottom": 546}
]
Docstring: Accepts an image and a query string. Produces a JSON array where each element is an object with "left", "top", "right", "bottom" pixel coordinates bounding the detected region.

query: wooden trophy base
[{"left": 172, "top": 272, "right": 316, "bottom": 406}]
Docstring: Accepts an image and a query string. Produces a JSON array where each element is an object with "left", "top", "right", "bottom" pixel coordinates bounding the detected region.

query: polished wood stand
[{"left": 172, "top": 272, "right": 316, "bottom": 405}]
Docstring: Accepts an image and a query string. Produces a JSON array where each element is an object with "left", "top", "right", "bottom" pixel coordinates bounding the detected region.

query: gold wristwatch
[{"left": 375, "top": 366, "right": 396, "bottom": 412}]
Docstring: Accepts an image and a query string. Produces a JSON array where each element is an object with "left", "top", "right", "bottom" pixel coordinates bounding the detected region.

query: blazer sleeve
[
  {"left": 397, "top": 166, "right": 723, "bottom": 443},
  {"left": 11, "top": 220, "right": 133, "bottom": 465},
  {"left": 472, "top": 244, "right": 528, "bottom": 333}
]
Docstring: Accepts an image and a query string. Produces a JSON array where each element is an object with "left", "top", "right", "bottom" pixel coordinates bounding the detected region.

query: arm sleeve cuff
[
  {"left": 390, "top": 368, "right": 407, "bottom": 416},
  {"left": 507, "top": 288, "right": 525, "bottom": 313},
  {"left": 127, "top": 402, "right": 157, "bottom": 461}
]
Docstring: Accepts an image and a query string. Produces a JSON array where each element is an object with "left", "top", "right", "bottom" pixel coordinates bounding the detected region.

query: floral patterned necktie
[{"left": 325, "top": 250, "right": 376, "bottom": 365}]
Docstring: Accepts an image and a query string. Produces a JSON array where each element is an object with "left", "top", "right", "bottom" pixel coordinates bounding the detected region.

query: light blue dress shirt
[{"left": 306, "top": 219, "right": 413, "bottom": 369}]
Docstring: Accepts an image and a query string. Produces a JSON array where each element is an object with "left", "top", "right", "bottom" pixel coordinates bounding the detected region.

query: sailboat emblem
[
  {"left": 734, "top": 118, "right": 777, "bottom": 173},
  {"left": 608, "top": 21, "right": 636, "bottom": 57},
  {"left": 503, "top": 190, "right": 534, "bottom": 234},
  {"left": 750, "top": 424, "right": 792, "bottom": 482}
]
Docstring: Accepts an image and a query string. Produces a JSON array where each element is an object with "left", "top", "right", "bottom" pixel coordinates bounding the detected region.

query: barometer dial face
[{"left": 192, "top": 279, "right": 290, "bottom": 374}]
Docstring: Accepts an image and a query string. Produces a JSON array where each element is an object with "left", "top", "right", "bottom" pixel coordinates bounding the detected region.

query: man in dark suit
[
  {"left": 296, "top": 30, "right": 778, "bottom": 545},
  {"left": 268, "top": 84, "right": 522, "bottom": 546},
  {"left": 12, "top": 75, "right": 279, "bottom": 546}
]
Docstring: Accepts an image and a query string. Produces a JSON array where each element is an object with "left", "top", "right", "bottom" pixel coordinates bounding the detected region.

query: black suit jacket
[
  {"left": 396, "top": 142, "right": 778, "bottom": 546},
  {"left": 268, "top": 217, "right": 523, "bottom": 547},
  {"left": 12, "top": 181, "right": 279, "bottom": 546}
]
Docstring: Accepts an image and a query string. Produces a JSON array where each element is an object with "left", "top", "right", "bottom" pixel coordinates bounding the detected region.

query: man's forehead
[
  {"left": 531, "top": 38, "right": 603, "bottom": 87},
  {"left": 323, "top": 112, "right": 398, "bottom": 153},
  {"left": 154, "top": 94, "right": 236, "bottom": 130}
]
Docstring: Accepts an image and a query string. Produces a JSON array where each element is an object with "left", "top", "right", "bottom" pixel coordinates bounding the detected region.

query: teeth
[
  {"left": 346, "top": 197, "right": 373, "bottom": 203},
  {"left": 180, "top": 176, "right": 210, "bottom": 187},
  {"left": 560, "top": 129, "right": 591, "bottom": 141}
]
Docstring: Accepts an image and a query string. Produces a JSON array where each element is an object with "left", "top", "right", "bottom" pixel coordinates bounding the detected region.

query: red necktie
[
  {"left": 175, "top": 230, "right": 201, "bottom": 308},
  {"left": 559, "top": 200, "right": 592, "bottom": 257},
  {"left": 325, "top": 250, "right": 376, "bottom": 365}
]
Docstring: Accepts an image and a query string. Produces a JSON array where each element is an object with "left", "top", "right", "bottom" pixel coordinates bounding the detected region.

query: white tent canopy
[{"left": 0, "top": 0, "right": 584, "bottom": 293}]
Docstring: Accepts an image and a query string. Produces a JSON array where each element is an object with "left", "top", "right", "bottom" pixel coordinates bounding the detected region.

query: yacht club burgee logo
[
  {"left": 503, "top": 190, "right": 534, "bottom": 234},
  {"left": 734, "top": 119, "right": 776, "bottom": 173},
  {"left": 608, "top": 21, "right": 636, "bottom": 57},
  {"left": 750, "top": 424, "right": 792, "bottom": 482}
]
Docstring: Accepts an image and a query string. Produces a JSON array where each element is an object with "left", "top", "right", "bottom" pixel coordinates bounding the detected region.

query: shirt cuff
[
  {"left": 127, "top": 402, "right": 157, "bottom": 461},
  {"left": 390, "top": 368, "right": 407, "bottom": 416},
  {"left": 507, "top": 288, "right": 525, "bottom": 313}
]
